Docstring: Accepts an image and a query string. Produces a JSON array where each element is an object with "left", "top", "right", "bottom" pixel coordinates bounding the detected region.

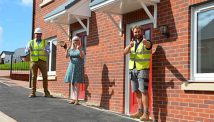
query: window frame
[
  {"left": 47, "top": 38, "right": 57, "bottom": 76},
  {"left": 37, "top": 37, "right": 57, "bottom": 81},
  {"left": 191, "top": 2, "right": 214, "bottom": 82}
]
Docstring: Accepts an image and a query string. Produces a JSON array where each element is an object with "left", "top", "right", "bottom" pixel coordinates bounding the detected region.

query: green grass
[{"left": 0, "top": 62, "right": 30, "bottom": 70}]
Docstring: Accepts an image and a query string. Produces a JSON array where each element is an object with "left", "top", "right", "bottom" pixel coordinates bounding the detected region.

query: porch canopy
[
  {"left": 90, "top": 0, "right": 160, "bottom": 34},
  {"left": 44, "top": 0, "right": 91, "bottom": 36}
]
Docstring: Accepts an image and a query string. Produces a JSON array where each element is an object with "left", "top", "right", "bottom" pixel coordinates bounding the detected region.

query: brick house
[{"left": 33, "top": 0, "right": 214, "bottom": 121}]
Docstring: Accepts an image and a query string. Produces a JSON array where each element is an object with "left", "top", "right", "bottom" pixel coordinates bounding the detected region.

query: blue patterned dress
[{"left": 64, "top": 49, "right": 84, "bottom": 83}]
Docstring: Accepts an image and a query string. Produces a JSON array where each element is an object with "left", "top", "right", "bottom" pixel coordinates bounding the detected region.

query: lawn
[{"left": 0, "top": 62, "right": 30, "bottom": 70}]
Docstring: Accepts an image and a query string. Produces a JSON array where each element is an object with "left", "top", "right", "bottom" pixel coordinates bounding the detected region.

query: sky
[{"left": 0, "top": 0, "right": 32, "bottom": 53}]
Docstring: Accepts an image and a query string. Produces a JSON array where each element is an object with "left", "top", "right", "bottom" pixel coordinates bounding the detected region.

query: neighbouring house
[
  {"left": 20, "top": 54, "right": 30, "bottom": 62},
  {"left": 0, "top": 51, "right": 14, "bottom": 64},
  {"left": 33, "top": 0, "right": 214, "bottom": 121},
  {"left": 13, "top": 48, "right": 27, "bottom": 63}
]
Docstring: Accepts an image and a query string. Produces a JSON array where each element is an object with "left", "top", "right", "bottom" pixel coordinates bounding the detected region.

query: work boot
[
  {"left": 28, "top": 93, "right": 36, "bottom": 98},
  {"left": 130, "top": 111, "right": 143, "bottom": 119},
  {"left": 140, "top": 112, "right": 150, "bottom": 121},
  {"left": 44, "top": 91, "right": 54, "bottom": 98}
]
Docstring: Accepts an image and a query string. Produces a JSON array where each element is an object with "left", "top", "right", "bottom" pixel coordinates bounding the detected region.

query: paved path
[
  {"left": 0, "top": 77, "right": 139, "bottom": 122},
  {"left": 0, "top": 70, "right": 10, "bottom": 77}
]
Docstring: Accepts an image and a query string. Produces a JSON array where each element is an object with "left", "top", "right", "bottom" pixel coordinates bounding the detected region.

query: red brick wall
[
  {"left": 33, "top": 0, "right": 214, "bottom": 120},
  {"left": 71, "top": 12, "right": 125, "bottom": 113},
  {"left": 10, "top": 74, "right": 29, "bottom": 81},
  {"left": 150, "top": 0, "right": 214, "bottom": 121}
]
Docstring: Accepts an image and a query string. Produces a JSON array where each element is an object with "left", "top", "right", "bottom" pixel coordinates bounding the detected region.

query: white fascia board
[
  {"left": 44, "top": 10, "right": 66, "bottom": 22},
  {"left": 90, "top": 0, "right": 117, "bottom": 11},
  {"left": 149, "top": 0, "right": 160, "bottom": 3}
]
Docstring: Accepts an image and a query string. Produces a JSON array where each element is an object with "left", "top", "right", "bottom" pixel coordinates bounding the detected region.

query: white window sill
[
  {"left": 39, "top": 0, "right": 54, "bottom": 7},
  {"left": 37, "top": 75, "right": 56, "bottom": 81},
  {"left": 181, "top": 82, "right": 214, "bottom": 91}
]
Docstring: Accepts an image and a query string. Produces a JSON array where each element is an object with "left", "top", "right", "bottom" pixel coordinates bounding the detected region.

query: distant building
[
  {"left": 0, "top": 51, "right": 14, "bottom": 64},
  {"left": 13, "top": 48, "right": 27, "bottom": 63}
]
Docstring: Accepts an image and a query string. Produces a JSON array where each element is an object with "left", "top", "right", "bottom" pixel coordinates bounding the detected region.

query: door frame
[
  {"left": 72, "top": 28, "right": 85, "bottom": 37},
  {"left": 125, "top": 19, "right": 152, "bottom": 114}
]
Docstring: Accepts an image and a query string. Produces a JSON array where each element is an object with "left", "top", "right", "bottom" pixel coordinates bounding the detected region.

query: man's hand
[
  {"left": 28, "top": 47, "right": 32, "bottom": 52},
  {"left": 142, "top": 35, "right": 151, "bottom": 48},
  {"left": 129, "top": 39, "right": 134, "bottom": 48},
  {"left": 124, "top": 38, "right": 134, "bottom": 55}
]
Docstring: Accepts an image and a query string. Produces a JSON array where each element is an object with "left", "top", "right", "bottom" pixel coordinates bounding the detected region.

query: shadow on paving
[{"left": 0, "top": 82, "right": 138, "bottom": 122}]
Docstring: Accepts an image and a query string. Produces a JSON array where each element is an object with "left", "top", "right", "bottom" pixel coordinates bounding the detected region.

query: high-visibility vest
[
  {"left": 30, "top": 39, "right": 47, "bottom": 61},
  {"left": 129, "top": 41, "right": 151, "bottom": 70}
]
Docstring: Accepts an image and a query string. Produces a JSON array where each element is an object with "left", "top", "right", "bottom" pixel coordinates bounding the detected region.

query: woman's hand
[
  {"left": 77, "top": 44, "right": 82, "bottom": 50},
  {"left": 77, "top": 44, "right": 84, "bottom": 59}
]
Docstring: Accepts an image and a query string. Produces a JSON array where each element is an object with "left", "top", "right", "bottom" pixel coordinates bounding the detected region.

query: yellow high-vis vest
[
  {"left": 129, "top": 41, "right": 151, "bottom": 70},
  {"left": 30, "top": 39, "right": 48, "bottom": 62}
]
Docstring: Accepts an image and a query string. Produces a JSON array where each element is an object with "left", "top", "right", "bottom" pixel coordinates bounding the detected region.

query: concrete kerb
[
  {"left": 80, "top": 102, "right": 140, "bottom": 122},
  {"left": 0, "top": 77, "right": 141, "bottom": 122}
]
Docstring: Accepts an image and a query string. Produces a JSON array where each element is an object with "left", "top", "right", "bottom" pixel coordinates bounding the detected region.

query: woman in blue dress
[{"left": 64, "top": 36, "right": 85, "bottom": 105}]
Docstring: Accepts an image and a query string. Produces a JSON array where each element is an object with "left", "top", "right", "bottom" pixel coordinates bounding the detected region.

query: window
[
  {"left": 40, "top": 0, "right": 54, "bottom": 7},
  {"left": 191, "top": 2, "right": 214, "bottom": 81},
  {"left": 47, "top": 38, "right": 57, "bottom": 76}
]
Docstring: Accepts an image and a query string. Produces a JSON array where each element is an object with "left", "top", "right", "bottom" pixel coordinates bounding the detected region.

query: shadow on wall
[
  {"left": 84, "top": 74, "right": 91, "bottom": 101},
  {"left": 153, "top": 0, "right": 178, "bottom": 43},
  {"left": 152, "top": 45, "right": 187, "bottom": 122},
  {"left": 100, "top": 64, "right": 115, "bottom": 109}
]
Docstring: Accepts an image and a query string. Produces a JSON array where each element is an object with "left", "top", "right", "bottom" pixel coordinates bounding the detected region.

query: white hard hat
[{"left": 34, "top": 28, "right": 42, "bottom": 34}]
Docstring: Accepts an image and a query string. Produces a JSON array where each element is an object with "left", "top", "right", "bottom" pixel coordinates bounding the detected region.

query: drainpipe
[{"left": 29, "top": 0, "right": 35, "bottom": 88}]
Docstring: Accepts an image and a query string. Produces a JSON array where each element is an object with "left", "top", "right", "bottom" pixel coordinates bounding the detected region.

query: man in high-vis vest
[
  {"left": 124, "top": 25, "right": 152, "bottom": 121},
  {"left": 25, "top": 27, "right": 53, "bottom": 98}
]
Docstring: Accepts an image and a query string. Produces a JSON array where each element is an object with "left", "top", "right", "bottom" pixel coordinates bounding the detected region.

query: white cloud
[{"left": 21, "top": 0, "right": 32, "bottom": 7}]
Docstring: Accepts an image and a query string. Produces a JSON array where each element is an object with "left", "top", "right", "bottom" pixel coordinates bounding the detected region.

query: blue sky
[{"left": 0, "top": 0, "right": 32, "bottom": 53}]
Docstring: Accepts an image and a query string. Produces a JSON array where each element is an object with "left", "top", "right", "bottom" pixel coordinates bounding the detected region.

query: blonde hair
[
  {"left": 132, "top": 25, "right": 142, "bottom": 31},
  {"left": 70, "top": 36, "right": 81, "bottom": 49}
]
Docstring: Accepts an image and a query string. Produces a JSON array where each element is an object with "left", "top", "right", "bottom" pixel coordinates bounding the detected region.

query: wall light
[{"left": 159, "top": 25, "right": 170, "bottom": 38}]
